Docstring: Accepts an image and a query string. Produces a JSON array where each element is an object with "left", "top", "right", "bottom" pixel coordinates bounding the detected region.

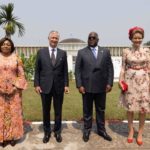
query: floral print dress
[
  {"left": 0, "top": 53, "right": 27, "bottom": 142},
  {"left": 119, "top": 47, "right": 150, "bottom": 112}
]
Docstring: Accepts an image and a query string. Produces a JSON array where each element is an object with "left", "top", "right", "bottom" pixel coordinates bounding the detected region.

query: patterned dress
[
  {"left": 119, "top": 47, "right": 150, "bottom": 112},
  {"left": 0, "top": 53, "right": 27, "bottom": 142}
]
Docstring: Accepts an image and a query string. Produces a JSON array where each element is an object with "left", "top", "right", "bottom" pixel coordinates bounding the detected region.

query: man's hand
[
  {"left": 106, "top": 85, "right": 112, "bottom": 93},
  {"left": 78, "top": 86, "right": 85, "bottom": 94},
  {"left": 64, "top": 86, "right": 69, "bottom": 94},
  {"left": 35, "top": 86, "right": 42, "bottom": 94}
]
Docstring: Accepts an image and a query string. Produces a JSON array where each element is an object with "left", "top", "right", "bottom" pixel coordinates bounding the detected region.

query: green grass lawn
[{"left": 22, "top": 80, "right": 150, "bottom": 121}]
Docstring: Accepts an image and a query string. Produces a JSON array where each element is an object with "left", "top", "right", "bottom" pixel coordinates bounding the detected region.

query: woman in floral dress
[
  {"left": 0, "top": 37, "right": 27, "bottom": 146},
  {"left": 119, "top": 27, "right": 150, "bottom": 146}
]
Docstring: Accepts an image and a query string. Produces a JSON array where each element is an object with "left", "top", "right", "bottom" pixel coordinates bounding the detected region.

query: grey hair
[{"left": 48, "top": 30, "right": 60, "bottom": 38}]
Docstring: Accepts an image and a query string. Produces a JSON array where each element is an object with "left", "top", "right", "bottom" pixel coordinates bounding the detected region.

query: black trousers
[
  {"left": 82, "top": 92, "right": 106, "bottom": 133},
  {"left": 41, "top": 85, "right": 64, "bottom": 134}
]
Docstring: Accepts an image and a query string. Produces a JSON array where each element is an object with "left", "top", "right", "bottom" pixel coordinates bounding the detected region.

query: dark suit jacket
[
  {"left": 75, "top": 46, "right": 114, "bottom": 93},
  {"left": 34, "top": 48, "right": 69, "bottom": 94}
]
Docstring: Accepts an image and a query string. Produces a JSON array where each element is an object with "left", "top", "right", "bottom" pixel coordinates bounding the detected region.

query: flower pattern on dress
[
  {"left": 0, "top": 53, "right": 27, "bottom": 142},
  {"left": 119, "top": 47, "right": 150, "bottom": 112}
]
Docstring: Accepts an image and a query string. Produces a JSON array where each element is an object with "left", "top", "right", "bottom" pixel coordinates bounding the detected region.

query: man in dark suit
[
  {"left": 75, "top": 32, "right": 114, "bottom": 142},
  {"left": 34, "top": 31, "right": 69, "bottom": 143}
]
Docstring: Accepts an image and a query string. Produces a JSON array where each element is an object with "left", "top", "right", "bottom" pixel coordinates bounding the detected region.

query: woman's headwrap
[{"left": 128, "top": 26, "right": 144, "bottom": 40}]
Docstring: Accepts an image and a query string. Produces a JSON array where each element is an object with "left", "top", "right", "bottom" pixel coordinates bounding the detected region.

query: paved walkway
[{"left": 1, "top": 121, "right": 150, "bottom": 150}]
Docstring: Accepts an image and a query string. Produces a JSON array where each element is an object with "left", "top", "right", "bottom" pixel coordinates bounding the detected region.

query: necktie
[
  {"left": 92, "top": 48, "right": 97, "bottom": 59},
  {"left": 51, "top": 49, "right": 56, "bottom": 66}
]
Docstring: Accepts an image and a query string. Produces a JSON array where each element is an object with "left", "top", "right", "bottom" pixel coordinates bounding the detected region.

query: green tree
[
  {"left": 20, "top": 53, "right": 36, "bottom": 81},
  {"left": 0, "top": 3, "right": 25, "bottom": 38}
]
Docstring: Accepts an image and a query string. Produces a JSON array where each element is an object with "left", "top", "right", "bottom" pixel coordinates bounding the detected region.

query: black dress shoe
[
  {"left": 54, "top": 133, "right": 62, "bottom": 143},
  {"left": 43, "top": 133, "right": 51, "bottom": 143},
  {"left": 98, "top": 131, "right": 112, "bottom": 141},
  {"left": 83, "top": 131, "right": 90, "bottom": 142}
]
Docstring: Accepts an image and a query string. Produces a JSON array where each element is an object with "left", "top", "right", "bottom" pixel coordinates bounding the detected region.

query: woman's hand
[
  {"left": 0, "top": 87, "right": 5, "bottom": 94},
  {"left": 119, "top": 80, "right": 128, "bottom": 92},
  {"left": 5, "top": 86, "right": 17, "bottom": 95}
]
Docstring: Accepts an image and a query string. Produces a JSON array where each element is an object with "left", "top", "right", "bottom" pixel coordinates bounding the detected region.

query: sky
[{"left": 0, "top": 0, "right": 149, "bottom": 46}]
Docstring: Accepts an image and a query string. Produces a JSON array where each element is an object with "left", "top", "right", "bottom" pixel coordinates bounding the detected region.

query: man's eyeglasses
[{"left": 88, "top": 36, "right": 96, "bottom": 40}]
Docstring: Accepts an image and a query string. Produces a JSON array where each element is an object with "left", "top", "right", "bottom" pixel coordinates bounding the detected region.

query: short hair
[
  {"left": 0, "top": 37, "right": 15, "bottom": 53},
  {"left": 128, "top": 26, "right": 144, "bottom": 40},
  {"left": 48, "top": 30, "right": 60, "bottom": 38},
  {"left": 88, "top": 32, "right": 99, "bottom": 40}
]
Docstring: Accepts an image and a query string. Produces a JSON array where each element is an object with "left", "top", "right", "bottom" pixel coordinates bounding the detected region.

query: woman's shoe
[
  {"left": 127, "top": 128, "right": 134, "bottom": 143},
  {"left": 127, "top": 138, "right": 133, "bottom": 143},
  {"left": 10, "top": 140, "right": 16, "bottom": 146},
  {"left": 136, "top": 133, "right": 143, "bottom": 146},
  {"left": 136, "top": 139, "right": 143, "bottom": 146}
]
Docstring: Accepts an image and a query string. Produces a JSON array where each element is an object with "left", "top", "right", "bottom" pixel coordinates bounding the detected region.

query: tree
[
  {"left": 20, "top": 53, "right": 36, "bottom": 81},
  {"left": 0, "top": 3, "right": 25, "bottom": 38},
  {"left": 144, "top": 41, "right": 150, "bottom": 46}
]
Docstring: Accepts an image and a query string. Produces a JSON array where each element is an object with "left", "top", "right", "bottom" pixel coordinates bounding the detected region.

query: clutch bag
[{"left": 120, "top": 80, "right": 128, "bottom": 92}]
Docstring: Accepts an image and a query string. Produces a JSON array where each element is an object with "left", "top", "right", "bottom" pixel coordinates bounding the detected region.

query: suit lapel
[
  {"left": 54, "top": 48, "right": 61, "bottom": 67},
  {"left": 87, "top": 47, "right": 97, "bottom": 63},
  {"left": 45, "top": 48, "right": 52, "bottom": 66},
  {"left": 96, "top": 46, "right": 104, "bottom": 65},
  {"left": 87, "top": 46, "right": 103, "bottom": 65},
  {"left": 46, "top": 47, "right": 60, "bottom": 67}
]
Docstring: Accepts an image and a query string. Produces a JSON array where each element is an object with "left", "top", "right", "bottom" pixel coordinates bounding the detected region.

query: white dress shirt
[
  {"left": 90, "top": 46, "right": 98, "bottom": 58},
  {"left": 49, "top": 46, "right": 57, "bottom": 58}
]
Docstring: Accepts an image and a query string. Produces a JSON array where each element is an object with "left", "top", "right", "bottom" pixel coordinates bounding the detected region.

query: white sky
[{"left": 0, "top": 0, "right": 149, "bottom": 46}]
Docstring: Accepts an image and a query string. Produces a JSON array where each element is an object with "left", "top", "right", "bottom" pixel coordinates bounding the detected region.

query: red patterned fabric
[{"left": 0, "top": 53, "right": 27, "bottom": 142}]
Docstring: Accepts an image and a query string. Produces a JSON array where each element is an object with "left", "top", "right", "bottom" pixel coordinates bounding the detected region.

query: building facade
[{"left": 15, "top": 38, "right": 149, "bottom": 81}]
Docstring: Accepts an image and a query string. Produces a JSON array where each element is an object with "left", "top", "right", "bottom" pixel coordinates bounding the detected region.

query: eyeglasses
[{"left": 88, "top": 36, "right": 96, "bottom": 40}]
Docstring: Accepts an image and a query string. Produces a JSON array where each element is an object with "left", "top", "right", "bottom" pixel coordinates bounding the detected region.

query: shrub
[{"left": 20, "top": 53, "right": 36, "bottom": 81}]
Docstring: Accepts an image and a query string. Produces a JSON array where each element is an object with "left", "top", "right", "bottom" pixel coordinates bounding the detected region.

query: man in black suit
[
  {"left": 34, "top": 31, "right": 69, "bottom": 143},
  {"left": 75, "top": 32, "right": 114, "bottom": 142}
]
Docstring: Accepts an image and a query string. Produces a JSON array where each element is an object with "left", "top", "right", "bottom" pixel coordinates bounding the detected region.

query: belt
[{"left": 128, "top": 67, "right": 147, "bottom": 70}]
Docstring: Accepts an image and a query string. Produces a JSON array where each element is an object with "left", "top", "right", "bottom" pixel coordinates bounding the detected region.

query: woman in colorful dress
[
  {"left": 0, "top": 37, "right": 27, "bottom": 146},
  {"left": 119, "top": 27, "right": 150, "bottom": 146}
]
